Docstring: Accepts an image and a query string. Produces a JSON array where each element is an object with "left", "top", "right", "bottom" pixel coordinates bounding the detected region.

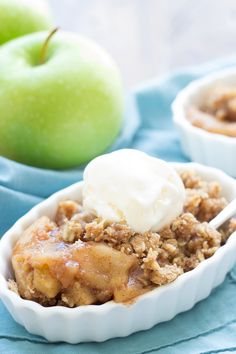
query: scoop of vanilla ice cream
[{"left": 82, "top": 149, "right": 185, "bottom": 233}]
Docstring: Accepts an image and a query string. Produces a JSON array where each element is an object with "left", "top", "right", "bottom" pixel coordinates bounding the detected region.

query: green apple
[
  {"left": 0, "top": 0, "right": 53, "bottom": 45},
  {"left": 0, "top": 30, "right": 124, "bottom": 169}
]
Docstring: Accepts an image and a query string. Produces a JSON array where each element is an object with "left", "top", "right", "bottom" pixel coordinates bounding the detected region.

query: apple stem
[{"left": 39, "top": 27, "right": 59, "bottom": 65}]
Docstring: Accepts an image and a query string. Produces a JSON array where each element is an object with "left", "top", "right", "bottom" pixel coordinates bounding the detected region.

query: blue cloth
[{"left": 1, "top": 57, "right": 236, "bottom": 354}]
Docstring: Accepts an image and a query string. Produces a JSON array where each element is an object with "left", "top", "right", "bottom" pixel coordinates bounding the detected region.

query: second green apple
[
  {"left": 0, "top": 31, "right": 124, "bottom": 169},
  {"left": 0, "top": 0, "right": 52, "bottom": 45}
]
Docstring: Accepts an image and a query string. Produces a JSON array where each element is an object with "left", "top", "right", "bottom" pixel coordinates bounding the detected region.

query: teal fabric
[{"left": 1, "top": 57, "right": 236, "bottom": 354}]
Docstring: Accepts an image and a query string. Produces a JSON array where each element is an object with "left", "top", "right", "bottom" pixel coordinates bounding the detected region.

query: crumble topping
[
  {"left": 9, "top": 170, "right": 236, "bottom": 307},
  {"left": 187, "top": 87, "right": 236, "bottom": 137}
]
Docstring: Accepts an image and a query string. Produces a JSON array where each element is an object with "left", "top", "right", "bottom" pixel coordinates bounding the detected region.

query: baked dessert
[
  {"left": 187, "top": 87, "right": 236, "bottom": 137},
  {"left": 9, "top": 167, "right": 236, "bottom": 307}
]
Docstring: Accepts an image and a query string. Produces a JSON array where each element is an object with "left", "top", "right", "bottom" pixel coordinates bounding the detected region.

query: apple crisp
[
  {"left": 188, "top": 87, "right": 236, "bottom": 137},
  {"left": 9, "top": 170, "right": 236, "bottom": 307}
]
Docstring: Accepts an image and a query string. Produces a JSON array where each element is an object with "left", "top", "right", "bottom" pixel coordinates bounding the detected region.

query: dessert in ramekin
[
  {"left": 172, "top": 68, "right": 236, "bottom": 177},
  {"left": 0, "top": 150, "right": 236, "bottom": 343}
]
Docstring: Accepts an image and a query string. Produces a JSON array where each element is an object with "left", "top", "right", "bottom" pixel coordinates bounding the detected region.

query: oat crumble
[
  {"left": 9, "top": 170, "right": 236, "bottom": 307},
  {"left": 187, "top": 87, "right": 236, "bottom": 137}
]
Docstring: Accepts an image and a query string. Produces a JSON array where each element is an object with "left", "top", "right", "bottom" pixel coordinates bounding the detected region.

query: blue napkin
[{"left": 1, "top": 57, "right": 236, "bottom": 354}]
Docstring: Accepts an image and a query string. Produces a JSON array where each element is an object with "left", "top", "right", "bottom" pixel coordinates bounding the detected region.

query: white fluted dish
[
  {"left": 172, "top": 68, "right": 236, "bottom": 177},
  {"left": 0, "top": 162, "right": 236, "bottom": 343}
]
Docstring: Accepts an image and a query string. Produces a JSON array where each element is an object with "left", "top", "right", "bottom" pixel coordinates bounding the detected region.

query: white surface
[
  {"left": 49, "top": 0, "right": 236, "bottom": 88},
  {"left": 172, "top": 68, "right": 236, "bottom": 177},
  {"left": 0, "top": 162, "right": 236, "bottom": 343}
]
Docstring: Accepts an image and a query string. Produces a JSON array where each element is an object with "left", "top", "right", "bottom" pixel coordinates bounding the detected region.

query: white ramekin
[
  {"left": 172, "top": 68, "right": 236, "bottom": 177},
  {"left": 0, "top": 162, "right": 236, "bottom": 344}
]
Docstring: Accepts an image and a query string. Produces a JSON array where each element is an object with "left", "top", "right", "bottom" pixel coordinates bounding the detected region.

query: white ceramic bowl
[
  {"left": 0, "top": 162, "right": 236, "bottom": 344},
  {"left": 172, "top": 68, "right": 236, "bottom": 177}
]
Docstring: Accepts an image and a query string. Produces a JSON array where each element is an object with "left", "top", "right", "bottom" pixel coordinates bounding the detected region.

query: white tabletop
[{"left": 50, "top": 0, "right": 236, "bottom": 88}]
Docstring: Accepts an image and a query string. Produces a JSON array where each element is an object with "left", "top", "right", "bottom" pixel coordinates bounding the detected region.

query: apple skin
[
  {"left": 0, "top": 0, "right": 52, "bottom": 45},
  {"left": 0, "top": 31, "right": 124, "bottom": 169}
]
